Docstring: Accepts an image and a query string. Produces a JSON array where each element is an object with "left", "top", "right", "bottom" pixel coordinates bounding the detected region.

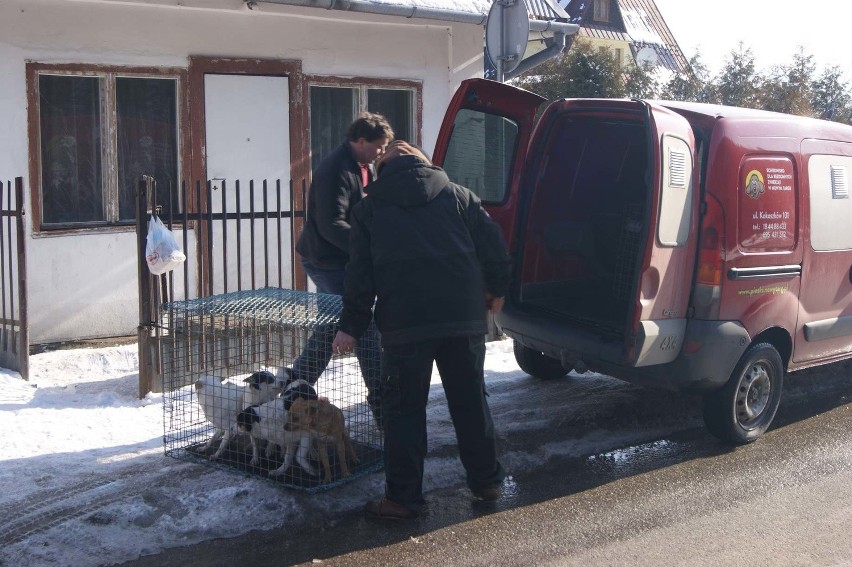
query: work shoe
[
  {"left": 471, "top": 484, "right": 502, "bottom": 502},
  {"left": 365, "top": 498, "right": 418, "bottom": 521}
]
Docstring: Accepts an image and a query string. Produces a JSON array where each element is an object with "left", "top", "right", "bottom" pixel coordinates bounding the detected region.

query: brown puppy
[{"left": 286, "top": 397, "right": 360, "bottom": 482}]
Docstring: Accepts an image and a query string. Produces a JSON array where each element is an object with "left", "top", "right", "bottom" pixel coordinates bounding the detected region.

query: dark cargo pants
[{"left": 381, "top": 334, "right": 505, "bottom": 512}]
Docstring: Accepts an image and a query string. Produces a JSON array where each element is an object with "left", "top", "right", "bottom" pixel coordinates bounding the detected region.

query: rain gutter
[{"left": 246, "top": 0, "right": 580, "bottom": 36}]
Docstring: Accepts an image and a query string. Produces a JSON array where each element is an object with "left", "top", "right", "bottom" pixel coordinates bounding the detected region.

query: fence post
[
  {"left": 14, "top": 178, "right": 29, "bottom": 381},
  {"left": 136, "top": 177, "right": 156, "bottom": 397}
]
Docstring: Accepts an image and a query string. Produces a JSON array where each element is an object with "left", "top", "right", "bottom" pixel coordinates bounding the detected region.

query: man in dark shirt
[
  {"left": 332, "top": 141, "right": 511, "bottom": 520},
  {"left": 292, "top": 113, "right": 392, "bottom": 424}
]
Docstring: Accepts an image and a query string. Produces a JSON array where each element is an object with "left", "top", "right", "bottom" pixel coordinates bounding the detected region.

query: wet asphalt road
[{"left": 121, "top": 365, "right": 852, "bottom": 567}]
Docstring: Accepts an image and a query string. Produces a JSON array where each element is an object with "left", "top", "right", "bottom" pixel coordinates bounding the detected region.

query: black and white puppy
[
  {"left": 246, "top": 370, "right": 279, "bottom": 394},
  {"left": 236, "top": 369, "right": 319, "bottom": 476},
  {"left": 275, "top": 367, "right": 319, "bottom": 409},
  {"left": 195, "top": 370, "right": 282, "bottom": 460}
]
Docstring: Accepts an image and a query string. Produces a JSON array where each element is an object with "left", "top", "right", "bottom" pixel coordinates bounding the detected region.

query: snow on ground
[{"left": 0, "top": 340, "right": 698, "bottom": 567}]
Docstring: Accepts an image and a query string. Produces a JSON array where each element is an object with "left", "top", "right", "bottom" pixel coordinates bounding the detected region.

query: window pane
[
  {"left": 367, "top": 88, "right": 413, "bottom": 144},
  {"left": 594, "top": 0, "right": 609, "bottom": 21},
  {"left": 310, "top": 86, "right": 357, "bottom": 172},
  {"left": 442, "top": 109, "right": 518, "bottom": 203},
  {"left": 39, "top": 75, "right": 104, "bottom": 224},
  {"left": 116, "top": 77, "right": 178, "bottom": 221}
]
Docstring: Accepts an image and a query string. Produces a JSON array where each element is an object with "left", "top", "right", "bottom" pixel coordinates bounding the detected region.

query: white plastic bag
[{"left": 145, "top": 215, "right": 186, "bottom": 275}]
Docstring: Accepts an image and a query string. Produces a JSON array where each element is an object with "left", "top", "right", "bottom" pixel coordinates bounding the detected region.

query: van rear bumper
[
  {"left": 496, "top": 304, "right": 625, "bottom": 369},
  {"left": 630, "top": 320, "right": 750, "bottom": 393},
  {"left": 499, "top": 305, "right": 750, "bottom": 393}
]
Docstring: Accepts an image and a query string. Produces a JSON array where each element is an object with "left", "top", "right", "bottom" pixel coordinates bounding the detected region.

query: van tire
[
  {"left": 701, "top": 342, "right": 784, "bottom": 445},
  {"left": 513, "top": 340, "right": 568, "bottom": 380}
]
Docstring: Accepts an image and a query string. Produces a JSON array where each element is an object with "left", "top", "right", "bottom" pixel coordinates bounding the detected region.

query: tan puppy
[{"left": 286, "top": 397, "right": 360, "bottom": 482}]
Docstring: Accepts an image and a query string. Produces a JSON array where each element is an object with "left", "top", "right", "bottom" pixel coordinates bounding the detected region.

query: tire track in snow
[{"left": 0, "top": 463, "right": 164, "bottom": 546}]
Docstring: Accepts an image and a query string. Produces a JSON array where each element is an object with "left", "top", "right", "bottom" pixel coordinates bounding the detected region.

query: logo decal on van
[
  {"left": 745, "top": 170, "right": 766, "bottom": 199},
  {"left": 737, "top": 283, "right": 789, "bottom": 297}
]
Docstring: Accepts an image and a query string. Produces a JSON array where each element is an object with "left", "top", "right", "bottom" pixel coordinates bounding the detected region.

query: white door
[{"left": 204, "top": 74, "right": 292, "bottom": 293}]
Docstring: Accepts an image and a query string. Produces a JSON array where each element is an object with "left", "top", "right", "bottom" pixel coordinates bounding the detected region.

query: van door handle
[{"left": 728, "top": 265, "right": 802, "bottom": 280}]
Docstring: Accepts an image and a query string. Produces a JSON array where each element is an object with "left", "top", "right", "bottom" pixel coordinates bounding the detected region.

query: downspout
[{"left": 504, "top": 31, "right": 566, "bottom": 80}]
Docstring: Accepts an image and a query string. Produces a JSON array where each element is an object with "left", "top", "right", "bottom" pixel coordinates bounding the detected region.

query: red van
[{"left": 433, "top": 78, "right": 852, "bottom": 444}]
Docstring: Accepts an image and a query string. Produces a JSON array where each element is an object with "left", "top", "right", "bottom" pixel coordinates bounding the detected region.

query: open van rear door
[
  {"left": 495, "top": 95, "right": 699, "bottom": 370},
  {"left": 433, "top": 78, "right": 545, "bottom": 247},
  {"left": 526, "top": 98, "right": 698, "bottom": 366},
  {"left": 632, "top": 103, "right": 699, "bottom": 366}
]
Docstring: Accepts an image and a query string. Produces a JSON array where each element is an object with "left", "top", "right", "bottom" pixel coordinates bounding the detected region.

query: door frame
[{"left": 187, "top": 56, "right": 309, "bottom": 291}]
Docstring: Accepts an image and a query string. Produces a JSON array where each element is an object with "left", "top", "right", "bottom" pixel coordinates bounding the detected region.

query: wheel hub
[{"left": 735, "top": 362, "right": 771, "bottom": 428}]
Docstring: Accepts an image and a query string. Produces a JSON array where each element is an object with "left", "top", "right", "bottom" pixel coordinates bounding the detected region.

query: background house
[
  {"left": 0, "top": 0, "right": 502, "bottom": 345},
  {"left": 574, "top": 0, "right": 688, "bottom": 73}
]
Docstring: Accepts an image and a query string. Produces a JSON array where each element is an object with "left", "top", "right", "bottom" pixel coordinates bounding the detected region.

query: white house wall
[{"left": 0, "top": 0, "right": 485, "bottom": 343}]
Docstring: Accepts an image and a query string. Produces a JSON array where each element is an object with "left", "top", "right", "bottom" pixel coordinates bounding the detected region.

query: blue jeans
[
  {"left": 291, "top": 259, "right": 382, "bottom": 412},
  {"left": 381, "top": 335, "right": 505, "bottom": 512}
]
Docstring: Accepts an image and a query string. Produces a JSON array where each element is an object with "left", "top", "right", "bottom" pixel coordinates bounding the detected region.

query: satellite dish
[
  {"left": 486, "top": 0, "right": 530, "bottom": 75},
  {"left": 636, "top": 46, "right": 659, "bottom": 68}
]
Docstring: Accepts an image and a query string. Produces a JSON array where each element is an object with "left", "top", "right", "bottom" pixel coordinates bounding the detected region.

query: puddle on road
[{"left": 586, "top": 439, "right": 685, "bottom": 474}]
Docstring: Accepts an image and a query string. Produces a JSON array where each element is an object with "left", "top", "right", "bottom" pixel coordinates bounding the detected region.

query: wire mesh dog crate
[{"left": 160, "top": 287, "right": 383, "bottom": 491}]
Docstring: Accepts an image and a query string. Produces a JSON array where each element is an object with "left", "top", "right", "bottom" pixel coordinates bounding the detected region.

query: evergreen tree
[
  {"left": 623, "top": 60, "right": 659, "bottom": 99},
  {"left": 516, "top": 40, "right": 624, "bottom": 99},
  {"left": 759, "top": 47, "right": 815, "bottom": 115},
  {"left": 715, "top": 42, "right": 761, "bottom": 108},
  {"left": 512, "top": 38, "right": 852, "bottom": 127},
  {"left": 662, "top": 52, "right": 716, "bottom": 103},
  {"left": 811, "top": 66, "right": 852, "bottom": 124}
]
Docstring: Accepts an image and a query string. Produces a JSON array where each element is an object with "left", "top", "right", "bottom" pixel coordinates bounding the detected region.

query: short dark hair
[
  {"left": 347, "top": 112, "right": 394, "bottom": 143},
  {"left": 375, "top": 140, "right": 431, "bottom": 175}
]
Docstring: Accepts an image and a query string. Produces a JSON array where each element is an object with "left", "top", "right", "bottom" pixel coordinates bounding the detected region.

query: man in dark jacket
[
  {"left": 332, "top": 141, "right": 511, "bottom": 520},
  {"left": 291, "top": 113, "right": 392, "bottom": 420}
]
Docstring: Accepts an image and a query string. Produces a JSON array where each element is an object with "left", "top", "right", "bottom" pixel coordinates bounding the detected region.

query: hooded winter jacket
[{"left": 338, "top": 155, "right": 510, "bottom": 346}]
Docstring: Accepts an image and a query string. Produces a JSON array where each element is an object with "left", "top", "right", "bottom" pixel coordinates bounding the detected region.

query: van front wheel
[
  {"left": 701, "top": 342, "right": 784, "bottom": 445},
  {"left": 513, "top": 340, "right": 569, "bottom": 380}
]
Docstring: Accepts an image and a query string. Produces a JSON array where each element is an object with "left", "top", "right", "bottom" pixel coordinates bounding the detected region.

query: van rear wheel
[
  {"left": 513, "top": 340, "right": 568, "bottom": 380},
  {"left": 701, "top": 342, "right": 784, "bottom": 445}
]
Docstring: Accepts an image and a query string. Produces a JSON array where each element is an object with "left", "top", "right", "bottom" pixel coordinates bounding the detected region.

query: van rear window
[
  {"left": 738, "top": 157, "right": 796, "bottom": 251},
  {"left": 442, "top": 109, "right": 518, "bottom": 203}
]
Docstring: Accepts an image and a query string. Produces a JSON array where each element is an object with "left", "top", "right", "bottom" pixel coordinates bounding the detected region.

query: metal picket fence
[{"left": 0, "top": 178, "right": 28, "bottom": 381}]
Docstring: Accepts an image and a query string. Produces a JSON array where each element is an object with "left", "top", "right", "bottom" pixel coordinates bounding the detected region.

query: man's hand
[
  {"left": 484, "top": 292, "right": 505, "bottom": 314},
  {"left": 332, "top": 331, "right": 357, "bottom": 354}
]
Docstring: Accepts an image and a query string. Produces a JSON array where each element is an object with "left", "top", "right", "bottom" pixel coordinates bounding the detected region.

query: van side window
[
  {"left": 442, "top": 109, "right": 518, "bottom": 203},
  {"left": 738, "top": 156, "right": 796, "bottom": 251},
  {"left": 809, "top": 155, "right": 852, "bottom": 251}
]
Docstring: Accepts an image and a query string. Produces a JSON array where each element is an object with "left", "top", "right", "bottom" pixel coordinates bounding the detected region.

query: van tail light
[{"left": 693, "top": 195, "right": 724, "bottom": 319}]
